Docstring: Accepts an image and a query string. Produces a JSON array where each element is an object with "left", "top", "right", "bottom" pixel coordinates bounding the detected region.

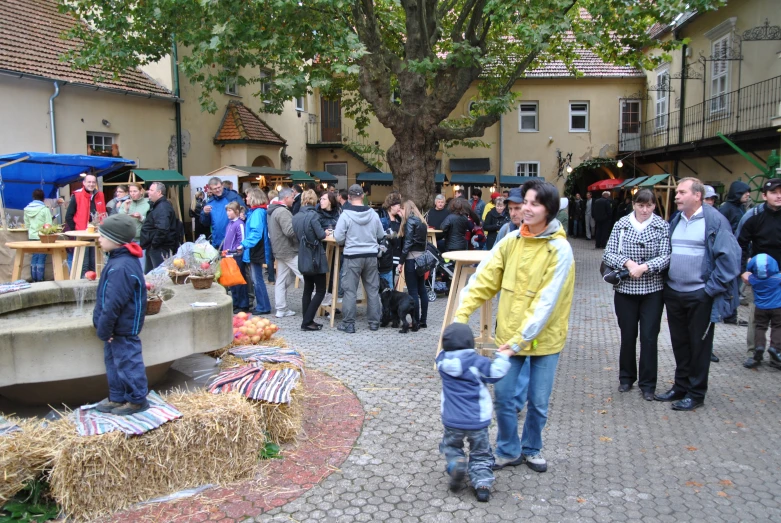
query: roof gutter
[
  {"left": 0, "top": 69, "right": 183, "bottom": 103},
  {"left": 49, "top": 82, "right": 59, "bottom": 153}
]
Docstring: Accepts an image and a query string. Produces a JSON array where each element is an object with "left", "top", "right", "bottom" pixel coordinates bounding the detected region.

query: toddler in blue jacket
[
  {"left": 747, "top": 253, "right": 781, "bottom": 368},
  {"left": 436, "top": 323, "right": 513, "bottom": 502},
  {"left": 93, "top": 214, "right": 149, "bottom": 416}
]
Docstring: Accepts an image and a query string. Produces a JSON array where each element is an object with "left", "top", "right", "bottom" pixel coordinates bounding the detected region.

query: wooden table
[
  {"left": 427, "top": 229, "right": 442, "bottom": 244},
  {"left": 5, "top": 240, "right": 91, "bottom": 281},
  {"left": 437, "top": 250, "right": 494, "bottom": 355},
  {"left": 318, "top": 236, "right": 364, "bottom": 327},
  {"left": 63, "top": 230, "right": 105, "bottom": 280}
]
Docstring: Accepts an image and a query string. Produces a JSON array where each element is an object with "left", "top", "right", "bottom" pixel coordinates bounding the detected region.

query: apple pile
[{"left": 232, "top": 311, "right": 279, "bottom": 345}]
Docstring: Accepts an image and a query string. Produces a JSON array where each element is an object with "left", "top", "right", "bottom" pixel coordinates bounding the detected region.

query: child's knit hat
[
  {"left": 99, "top": 214, "right": 136, "bottom": 245},
  {"left": 441, "top": 323, "right": 475, "bottom": 351}
]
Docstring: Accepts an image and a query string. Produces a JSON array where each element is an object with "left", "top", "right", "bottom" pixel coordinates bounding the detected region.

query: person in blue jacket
[
  {"left": 744, "top": 253, "right": 781, "bottom": 369},
  {"left": 200, "top": 177, "right": 245, "bottom": 248},
  {"left": 92, "top": 214, "right": 149, "bottom": 416},
  {"left": 238, "top": 188, "right": 272, "bottom": 315},
  {"left": 436, "top": 323, "right": 513, "bottom": 502}
]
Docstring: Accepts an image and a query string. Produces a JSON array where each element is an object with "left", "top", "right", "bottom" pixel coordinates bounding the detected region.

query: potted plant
[
  {"left": 145, "top": 272, "right": 168, "bottom": 315},
  {"left": 188, "top": 258, "right": 217, "bottom": 289},
  {"left": 37, "top": 223, "right": 63, "bottom": 243}
]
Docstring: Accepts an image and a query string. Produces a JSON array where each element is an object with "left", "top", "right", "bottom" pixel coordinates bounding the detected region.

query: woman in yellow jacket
[{"left": 454, "top": 179, "right": 575, "bottom": 473}]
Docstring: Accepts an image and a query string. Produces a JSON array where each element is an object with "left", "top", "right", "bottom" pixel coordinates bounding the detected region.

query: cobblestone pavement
[{"left": 257, "top": 237, "right": 781, "bottom": 522}]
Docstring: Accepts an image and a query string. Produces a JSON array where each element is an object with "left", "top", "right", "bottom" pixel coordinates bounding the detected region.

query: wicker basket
[
  {"left": 168, "top": 270, "right": 190, "bottom": 285},
  {"left": 39, "top": 234, "right": 59, "bottom": 244},
  {"left": 146, "top": 298, "right": 163, "bottom": 315},
  {"left": 189, "top": 275, "right": 214, "bottom": 290}
]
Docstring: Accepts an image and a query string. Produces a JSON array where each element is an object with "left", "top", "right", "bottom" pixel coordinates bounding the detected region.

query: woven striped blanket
[
  {"left": 0, "top": 415, "right": 21, "bottom": 436},
  {"left": 0, "top": 280, "right": 31, "bottom": 295},
  {"left": 228, "top": 346, "right": 306, "bottom": 374},
  {"left": 72, "top": 391, "right": 182, "bottom": 436},
  {"left": 208, "top": 364, "right": 300, "bottom": 404}
]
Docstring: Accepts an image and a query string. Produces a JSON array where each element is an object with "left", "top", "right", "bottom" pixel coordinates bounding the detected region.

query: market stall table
[
  {"left": 437, "top": 250, "right": 493, "bottom": 355},
  {"left": 5, "top": 240, "right": 91, "bottom": 281},
  {"left": 319, "top": 236, "right": 364, "bottom": 328},
  {"left": 63, "top": 230, "right": 105, "bottom": 280}
]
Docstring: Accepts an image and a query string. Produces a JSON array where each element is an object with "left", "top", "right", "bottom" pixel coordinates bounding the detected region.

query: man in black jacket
[
  {"left": 592, "top": 191, "right": 613, "bottom": 248},
  {"left": 140, "top": 182, "right": 179, "bottom": 273},
  {"left": 720, "top": 180, "right": 750, "bottom": 234}
]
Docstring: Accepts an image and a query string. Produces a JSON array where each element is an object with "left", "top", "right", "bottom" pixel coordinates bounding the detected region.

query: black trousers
[
  {"left": 405, "top": 259, "right": 429, "bottom": 323},
  {"left": 144, "top": 248, "right": 170, "bottom": 274},
  {"left": 754, "top": 307, "right": 781, "bottom": 349},
  {"left": 301, "top": 273, "right": 327, "bottom": 327},
  {"left": 594, "top": 220, "right": 611, "bottom": 248},
  {"left": 614, "top": 290, "right": 664, "bottom": 392},
  {"left": 664, "top": 285, "right": 715, "bottom": 402}
]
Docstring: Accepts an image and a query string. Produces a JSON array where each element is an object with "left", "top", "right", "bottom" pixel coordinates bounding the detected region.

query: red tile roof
[
  {"left": 523, "top": 48, "right": 646, "bottom": 78},
  {"left": 214, "top": 101, "right": 286, "bottom": 145},
  {"left": 0, "top": 0, "right": 173, "bottom": 97}
]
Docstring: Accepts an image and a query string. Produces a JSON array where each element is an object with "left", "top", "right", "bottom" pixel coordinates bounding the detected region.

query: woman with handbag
[
  {"left": 399, "top": 200, "right": 430, "bottom": 329},
  {"left": 603, "top": 189, "right": 671, "bottom": 401},
  {"left": 293, "top": 190, "right": 328, "bottom": 331}
]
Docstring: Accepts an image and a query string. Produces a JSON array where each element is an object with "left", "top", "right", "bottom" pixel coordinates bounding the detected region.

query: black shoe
[
  {"left": 654, "top": 388, "right": 686, "bottom": 402},
  {"left": 642, "top": 391, "right": 655, "bottom": 401},
  {"left": 767, "top": 347, "right": 781, "bottom": 363},
  {"left": 671, "top": 398, "right": 704, "bottom": 411},
  {"left": 419, "top": 322, "right": 427, "bottom": 329},
  {"left": 711, "top": 353, "right": 720, "bottom": 363},
  {"left": 744, "top": 348, "right": 764, "bottom": 369},
  {"left": 723, "top": 316, "right": 738, "bottom": 325},
  {"left": 475, "top": 487, "right": 491, "bottom": 502},
  {"left": 337, "top": 323, "right": 356, "bottom": 334},
  {"left": 301, "top": 323, "right": 320, "bottom": 331},
  {"left": 618, "top": 383, "right": 632, "bottom": 393},
  {"left": 738, "top": 320, "right": 749, "bottom": 327}
]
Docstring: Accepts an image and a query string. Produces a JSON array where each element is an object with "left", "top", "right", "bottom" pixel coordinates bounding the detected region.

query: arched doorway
[
  {"left": 564, "top": 159, "right": 620, "bottom": 197},
  {"left": 252, "top": 155, "right": 274, "bottom": 167}
]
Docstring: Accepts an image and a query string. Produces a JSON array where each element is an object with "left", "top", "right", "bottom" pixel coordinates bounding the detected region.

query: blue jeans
[
  {"left": 440, "top": 426, "right": 495, "bottom": 488},
  {"left": 250, "top": 262, "right": 271, "bottom": 313},
  {"left": 379, "top": 271, "right": 394, "bottom": 289},
  {"left": 104, "top": 335, "right": 148, "bottom": 405},
  {"left": 229, "top": 259, "right": 250, "bottom": 310},
  {"left": 494, "top": 353, "right": 560, "bottom": 459},
  {"left": 514, "top": 357, "right": 531, "bottom": 412},
  {"left": 31, "top": 253, "right": 47, "bottom": 281}
]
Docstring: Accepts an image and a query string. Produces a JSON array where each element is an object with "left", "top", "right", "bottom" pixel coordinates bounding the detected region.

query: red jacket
[{"left": 67, "top": 189, "right": 106, "bottom": 230}]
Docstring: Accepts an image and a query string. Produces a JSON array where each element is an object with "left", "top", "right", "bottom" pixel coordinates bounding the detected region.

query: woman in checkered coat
[{"left": 603, "top": 189, "right": 671, "bottom": 401}]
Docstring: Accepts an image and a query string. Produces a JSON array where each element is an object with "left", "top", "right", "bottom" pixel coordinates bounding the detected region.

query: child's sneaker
[
  {"left": 111, "top": 401, "right": 150, "bottom": 416},
  {"left": 448, "top": 457, "right": 467, "bottom": 491},
  {"left": 95, "top": 399, "right": 124, "bottom": 413},
  {"left": 475, "top": 487, "right": 491, "bottom": 502}
]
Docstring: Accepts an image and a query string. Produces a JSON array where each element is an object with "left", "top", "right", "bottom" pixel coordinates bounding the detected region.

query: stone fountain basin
[{"left": 0, "top": 279, "right": 233, "bottom": 405}]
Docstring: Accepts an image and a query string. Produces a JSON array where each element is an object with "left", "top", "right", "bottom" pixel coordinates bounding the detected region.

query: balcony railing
[
  {"left": 306, "top": 117, "right": 386, "bottom": 170},
  {"left": 619, "top": 75, "right": 781, "bottom": 152}
]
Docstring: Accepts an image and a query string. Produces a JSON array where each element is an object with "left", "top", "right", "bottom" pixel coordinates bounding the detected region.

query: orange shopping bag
[{"left": 219, "top": 256, "right": 246, "bottom": 287}]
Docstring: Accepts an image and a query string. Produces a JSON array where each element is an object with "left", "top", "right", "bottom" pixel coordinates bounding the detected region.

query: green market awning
[
  {"left": 639, "top": 174, "right": 672, "bottom": 187},
  {"left": 310, "top": 171, "right": 338, "bottom": 182},
  {"left": 619, "top": 176, "right": 649, "bottom": 188},
  {"left": 499, "top": 175, "right": 542, "bottom": 186},
  {"left": 449, "top": 174, "right": 496, "bottom": 186},
  {"left": 132, "top": 170, "right": 189, "bottom": 186},
  {"left": 357, "top": 172, "right": 394, "bottom": 185},
  {"left": 289, "top": 170, "right": 314, "bottom": 183},
  {"left": 435, "top": 173, "right": 446, "bottom": 184}
]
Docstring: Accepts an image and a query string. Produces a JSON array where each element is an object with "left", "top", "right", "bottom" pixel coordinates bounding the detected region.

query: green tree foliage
[{"left": 60, "top": 0, "right": 722, "bottom": 207}]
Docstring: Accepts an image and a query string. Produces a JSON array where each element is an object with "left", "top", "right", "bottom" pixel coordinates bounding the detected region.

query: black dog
[{"left": 379, "top": 278, "right": 417, "bottom": 333}]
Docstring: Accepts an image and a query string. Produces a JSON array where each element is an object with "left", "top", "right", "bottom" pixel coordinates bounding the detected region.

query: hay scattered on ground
[
  {"left": 0, "top": 418, "right": 56, "bottom": 503},
  {"left": 48, "top": 390, "right": 265, "bottom": 521}
]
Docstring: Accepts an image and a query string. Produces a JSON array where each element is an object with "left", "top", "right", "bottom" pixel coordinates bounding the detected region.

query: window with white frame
[
  {"left": 515, "top": 161, "right": 540, "bottom": 177},
  {"left": 655, "top": 68, "right": 669, "bottom": 129},
  {"left": 569, "top": 102, "right": 589, "bottom": 132},
  {"left": 295, "top": 95, "right": 305, "bottom": 111},
  {"left": 518, "top": 102, "right": 538, "bottom": 132},
  {"left": 710, "top": 34, "right": 730, "bottom": 113},
  {"left": 260, "top": 70, "right": 273, "bottom": 102},
  {"left": 86, "top": 132, "right": 116, "bottom": 153},
  {"left": 225, "top": 77, "right": 238, "bottom": 96}
]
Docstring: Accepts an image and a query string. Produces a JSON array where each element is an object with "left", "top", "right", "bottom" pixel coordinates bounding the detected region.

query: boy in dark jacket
[
  {"left": 93, "top": 214, "right": 150, "bottom": 416},
  {"left": 436, "top": 323, "right": 513, "bottom": 502}
]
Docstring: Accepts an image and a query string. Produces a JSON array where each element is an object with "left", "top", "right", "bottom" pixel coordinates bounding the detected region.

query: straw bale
[
  {"left": 252, "top": 380, "right": 305, "bottom": 444},
  {"left": 0, "top": 418, "right": 56, "bottom": 503},
  {"left": 48, "top": 390, "right": 265, "bottom": 521}
]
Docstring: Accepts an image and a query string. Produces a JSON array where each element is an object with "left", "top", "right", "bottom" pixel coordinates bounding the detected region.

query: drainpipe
[
  {"left": 171, "top": 37, "right": 186, "bottom": 221},
  {"left": 498, "top": 113, "right": 503, "bottom": 188},
  {"left": 49, "top": 81, "right": 59, "bottom": 153}
]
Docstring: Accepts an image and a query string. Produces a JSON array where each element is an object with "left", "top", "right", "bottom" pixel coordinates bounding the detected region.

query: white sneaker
[
  {"left": 276, "top": 310, "right": 296, "bottom": 318},
  {"left": 523, "top": 453, "right": 547, "bottom": 472}
]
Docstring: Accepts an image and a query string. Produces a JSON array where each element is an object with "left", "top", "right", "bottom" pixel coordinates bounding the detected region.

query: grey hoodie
[
  {"left": 333, "top": 205, "right": 385, "bottom": 258},
  {"left": 267, "top": 203, "right": 298, "bottom": 260}
]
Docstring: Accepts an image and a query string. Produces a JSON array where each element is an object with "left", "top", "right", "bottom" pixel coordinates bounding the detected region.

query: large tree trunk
[{"left": 386, "top": 127, "right": 439, "bottom": 211}]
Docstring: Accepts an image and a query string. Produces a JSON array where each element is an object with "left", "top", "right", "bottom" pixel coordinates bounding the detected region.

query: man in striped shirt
[{"left": 656, "top": 178, "right": 741, "bottom": 411}]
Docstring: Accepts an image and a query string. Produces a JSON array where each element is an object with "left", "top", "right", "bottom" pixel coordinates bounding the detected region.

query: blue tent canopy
[{"left": 0, "top": 152, "right": 136, "bottom": 210}]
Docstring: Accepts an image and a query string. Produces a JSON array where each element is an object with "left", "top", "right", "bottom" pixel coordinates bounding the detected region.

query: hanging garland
[{"left": 563, "top": 158, "right": 620, "bottom": 196}]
